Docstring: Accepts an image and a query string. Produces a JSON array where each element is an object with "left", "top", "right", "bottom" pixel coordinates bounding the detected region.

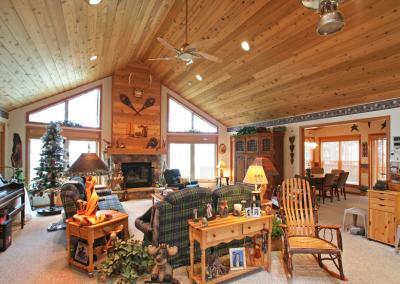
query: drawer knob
[
  {"left": 231, "top": 230, "right": 234, "bottom": 233},
  {"left": 248, "top": 226, "right": 251, "bottom": 230},
  {"left": 213, "top": 234, "right": 216, "bottom": 238}
]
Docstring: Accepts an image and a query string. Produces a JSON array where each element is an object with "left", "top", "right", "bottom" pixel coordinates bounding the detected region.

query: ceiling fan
[{"left": 148, "top": 0, "right": 222, "bottom": 65}]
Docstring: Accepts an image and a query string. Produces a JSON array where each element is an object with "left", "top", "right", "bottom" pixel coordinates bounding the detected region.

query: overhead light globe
[
  {"left": 241, "top": 41, "right": 250, "bottom": 51},
  {"left": 88, "top": 0, "right": 102, "bottom": 5},
  {"left": 317, "top": 0, "right": 345, "bottom": 36},
  {"left": 195, "top": 74, "right": 203, "bottom": 81}
]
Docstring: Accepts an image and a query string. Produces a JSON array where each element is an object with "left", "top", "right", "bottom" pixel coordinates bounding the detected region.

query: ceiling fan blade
[
  {"left": 194, "top": 51, "right": 222, "bottom": 63},
  {"left": 147, "top": 57, "right": 176, "bottom": 61},
  {"left": 185, "top": 38, "right": 217, "bottom": 50},
  {"left": 157, "top": 37, "right": 180, "bottom": 53}
]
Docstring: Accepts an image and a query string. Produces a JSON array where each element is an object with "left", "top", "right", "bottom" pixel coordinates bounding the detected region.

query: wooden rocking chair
[{"left": 280, "top": 178, "right": 346, "bottom": 280}]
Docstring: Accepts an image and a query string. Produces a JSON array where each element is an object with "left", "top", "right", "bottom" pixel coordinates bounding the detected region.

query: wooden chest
[{"left": 368, "top": 190, "right": 400, "bottom": 245}]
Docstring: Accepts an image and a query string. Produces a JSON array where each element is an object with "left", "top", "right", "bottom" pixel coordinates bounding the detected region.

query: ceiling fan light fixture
[
  {"left": 88, "top": 0, "right": 102, "bottom": 5},
  {"left": 301, "top": 0, "right": 320, "bottom": 10},
  {"left": 241, "top": 41, "right": 250, "bottom": 51},
  {"left": 196, "top": 74, "right": 203, "bottom": 81},
  {"left": 317, "top": 0, "right": 345, "bottom": 36}
]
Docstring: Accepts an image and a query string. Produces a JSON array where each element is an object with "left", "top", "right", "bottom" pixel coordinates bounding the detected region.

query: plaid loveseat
[{"left": 135, "top": 184, "right": 253, "bottom": 267}]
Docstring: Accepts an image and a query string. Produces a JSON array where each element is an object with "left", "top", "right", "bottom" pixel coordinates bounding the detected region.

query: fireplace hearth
[{"left": 121, "top": 162, "right": 153, "bottom": 188}]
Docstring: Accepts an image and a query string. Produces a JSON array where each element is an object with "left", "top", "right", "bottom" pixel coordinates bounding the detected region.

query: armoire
[{"left": 231, "top": 132, "right": 285, "bottom": 197}]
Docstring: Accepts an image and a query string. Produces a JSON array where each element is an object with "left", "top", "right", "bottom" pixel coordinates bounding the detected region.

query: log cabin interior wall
[{"left": 0, "top": 0, "right": 399, "bottom": 128}]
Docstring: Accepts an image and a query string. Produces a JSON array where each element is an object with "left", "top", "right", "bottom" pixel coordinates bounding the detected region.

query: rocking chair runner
[{"left": 280, "top": 178, "right": 346, "bottom": 280}]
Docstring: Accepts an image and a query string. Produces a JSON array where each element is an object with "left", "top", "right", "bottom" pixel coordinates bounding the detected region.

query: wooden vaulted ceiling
[{"left": 0, "top": 0, "right": 399, "bottom": 127}]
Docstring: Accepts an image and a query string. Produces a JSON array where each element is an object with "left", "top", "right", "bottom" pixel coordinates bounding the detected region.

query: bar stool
[{"left": 342, "top": 208, "right": 368, "bottom": 236}]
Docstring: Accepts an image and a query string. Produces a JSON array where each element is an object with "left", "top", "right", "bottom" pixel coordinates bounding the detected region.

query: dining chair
[
  {"left": 331, "top": 169, "right": 344, "bottom": 174},
  {"left": 322, "top": 173, "right": 336, "bottom": 203},
  {"left": 334, "top": 172, "right": 349, "bottom": 200},
  {"left": 311, "top": 168, "right": 324, "bottom": 175}
]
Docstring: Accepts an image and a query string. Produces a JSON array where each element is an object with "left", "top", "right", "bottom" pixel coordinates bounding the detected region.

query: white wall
[
  {"left": 161, "top": 85, "right": 230, "bottom": 177},
  {"left": 283, "top": 108, "right": 400, "bottom": 179},
  {"left": 7, "top": 76, "right": 113, "bottom": 180}
]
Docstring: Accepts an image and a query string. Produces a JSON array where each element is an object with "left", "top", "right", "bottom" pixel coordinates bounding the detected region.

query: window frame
[
  {"left": 319, "top": 135, "right": 361, "bottom": 186},
  {"left": 25, "top": 125, "right": 101, "bottom": 182},
  {"left": 167, "top": 95, "right": 218, "bottom": 134},
  {"left": 167, "top": 140, "right": 218, "bottom": 182},
  {"left": 26, "top": 85, "right": 102, "bottom": 130}
]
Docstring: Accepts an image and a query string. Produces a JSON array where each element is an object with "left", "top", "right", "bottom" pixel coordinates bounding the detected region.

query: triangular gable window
[
  {"left": 168, "top": 97, "right": 217, "bottom": 133},
  {"left": 28, "top": 87, "right": 100, "bottom": 128}
]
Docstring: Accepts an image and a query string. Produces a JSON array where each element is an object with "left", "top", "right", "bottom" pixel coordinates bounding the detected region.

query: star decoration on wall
[{"left": 351, "top": 124, "right": 359, "bottom": 132}]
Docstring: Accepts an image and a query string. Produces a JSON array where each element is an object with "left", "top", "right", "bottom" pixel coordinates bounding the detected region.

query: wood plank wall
[{"left": 111, "top": 63, "right": 162, "bottom": 154}]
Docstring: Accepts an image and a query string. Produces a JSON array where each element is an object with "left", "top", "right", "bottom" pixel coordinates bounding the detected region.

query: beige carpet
[{"left": 1, "top": 194, "right": 400, "bottom": 284}]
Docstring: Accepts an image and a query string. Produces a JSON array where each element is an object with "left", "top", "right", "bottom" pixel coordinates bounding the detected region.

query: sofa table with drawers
[{"left": 188, "top": 214, "right": 273, "bottom": 284}]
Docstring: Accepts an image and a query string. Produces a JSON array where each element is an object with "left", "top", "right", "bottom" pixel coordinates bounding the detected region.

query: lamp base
[{"left": 36, "top": 206, "right": 63, "bottom": 216}]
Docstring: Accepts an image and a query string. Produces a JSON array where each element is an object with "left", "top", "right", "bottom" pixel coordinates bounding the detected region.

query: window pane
[
  {"left": 304, "top": 144, "right": 313, "bottom": 170},
  {"left": 168, "top": 99, "right": 192, "bottom": 132},
  {"left": 28, "top": 102, "right": 65, "bottom": 124},
  {"left": 169, "top": 143, "right": 191, "bottom": 179},
  {"left": 194, "top": 144, "right": 216, "bottom": 180},
  {"left": 29, "top": 138, "right": 43, "bottom": 181},
  {"left": 193, "top": 115, "right": 217, "bottom": 133},
  {"left": 68, "top": 140, "right": 97, "bottom": 167},
  {"left": 68, "top": 89, "right": 100, "bottom": 128},
  {"left": 321, "top": 142, "right": 339, "bottom": 174},
  {"left": 341, "top": 141, "right": 359, "bottom": 184}
]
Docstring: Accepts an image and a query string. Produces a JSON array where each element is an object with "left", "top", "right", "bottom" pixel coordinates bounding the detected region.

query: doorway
[{"left": 369, "top": 134, "right": 387, "bottom": 187}]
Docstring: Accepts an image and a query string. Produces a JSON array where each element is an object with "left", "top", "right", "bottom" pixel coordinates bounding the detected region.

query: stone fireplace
[{"left": 111, "top": 154, "right": 162, "bottom": 189}]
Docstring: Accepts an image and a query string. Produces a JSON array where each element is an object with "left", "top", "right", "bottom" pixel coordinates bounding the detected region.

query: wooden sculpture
[{"left": 148, "top": 244, "right": 178, "bottom": 283}]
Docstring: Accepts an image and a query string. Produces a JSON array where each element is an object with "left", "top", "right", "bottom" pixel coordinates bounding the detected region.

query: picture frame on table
[
  {"left": 229, "top": 247, "right": 246, "bottom": 270},
  {"left": 245, "top": 207, "right": 252, "bottom": 218},
  {"left": 74, "top": 241, "right": 89, "bottom": 265},
  {"left": 252, "top": 207, "right": 261, "bottom": 217}
]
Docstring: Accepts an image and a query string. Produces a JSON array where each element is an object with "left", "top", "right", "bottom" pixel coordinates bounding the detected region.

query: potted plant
[
  {"left": 97, "top": 237, "right": 154, "bottom": 283},
  {"left": 359, "top": 185, "right": 368, "bottom": 196},
  {"left": 271, "top": 217, "right": 284, "bottom": 251}
]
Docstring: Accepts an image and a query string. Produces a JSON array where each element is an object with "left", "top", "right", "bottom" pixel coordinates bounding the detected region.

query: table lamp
[
  {"left": 216, "top": 160, "right": 226, "bottom": 177},
  {"left": 65, "top": 153, "right": 109, "bottom": 217},
  {"left": 243, "top": 157, "right": 268, "bottom": 207}
]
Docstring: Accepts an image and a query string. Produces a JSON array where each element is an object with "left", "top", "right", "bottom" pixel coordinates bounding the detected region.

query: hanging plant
[{"left": 235, "top": 126, "right": 258, "bottom": 136}]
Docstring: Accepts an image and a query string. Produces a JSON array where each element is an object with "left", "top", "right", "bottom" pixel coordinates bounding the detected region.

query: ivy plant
[{"left": 97, "top": 237, "right": 154, "bottom": 284}]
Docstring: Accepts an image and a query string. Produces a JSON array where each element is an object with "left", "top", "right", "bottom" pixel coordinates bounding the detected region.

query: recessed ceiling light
[
  {"left": 196, "top": 74, "right": 203, "bottom": 81},
  {"left": 89, "top": 55, "right": 97, "bottom": 61},
  {"left": 88, "top": 0, "right": 102, "bottom": 5},
  {"left": 241, "top": 41, "right": 250, "bottom": 51}
]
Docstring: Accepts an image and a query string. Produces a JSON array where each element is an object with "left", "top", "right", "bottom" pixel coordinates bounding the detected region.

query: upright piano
[{"left": 0, "top": 182, "right": 25, "bottom": 229}]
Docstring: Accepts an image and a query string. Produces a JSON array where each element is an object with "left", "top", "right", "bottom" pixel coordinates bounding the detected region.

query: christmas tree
[{"left": 31, "top": 122, "right": 67, "bottom": 215}]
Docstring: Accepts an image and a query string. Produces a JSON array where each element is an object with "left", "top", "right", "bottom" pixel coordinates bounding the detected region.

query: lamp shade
[
  {"left": 243, "top": 158, "right": 268, "bottom": 185},
  {"left": 65, "top": 153, "right": 109, "bottom": 176}
]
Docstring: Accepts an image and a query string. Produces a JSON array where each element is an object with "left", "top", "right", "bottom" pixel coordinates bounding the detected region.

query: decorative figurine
[
  {"left": 233, "top": 204, "right": 242, "bottom": 216},
  {"left": 193, "top": 208, "right": 199, "bottom": 222},
  {"left": 219, "top": 200, "right": 229, "bottom": 217},
  {"left": 148, "top": 244, "right": 178, "bottom": 283},
  {"left": 202, "top": 217, "right": 208, "bottom": 227}
]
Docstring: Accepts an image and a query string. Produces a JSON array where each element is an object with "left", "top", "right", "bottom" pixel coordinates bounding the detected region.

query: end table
[{"left": 66, "top": 210, "right": 129, "bottom": 276}]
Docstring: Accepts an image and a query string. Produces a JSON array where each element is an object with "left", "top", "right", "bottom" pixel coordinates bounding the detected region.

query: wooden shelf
[
  {"left": 192, "top": 266, "right": 262, "bottom": 284},
  {"left": 107, "top": 148, "right": 167, "bottom": 155}
]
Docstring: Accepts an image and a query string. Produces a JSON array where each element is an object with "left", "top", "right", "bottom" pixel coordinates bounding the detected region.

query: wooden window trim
[
  {"left": 368, "top": 133, "right": 387, "bottom": 188},
  {"left": 167, "top": 95, "right": 219, "bottom": 134},
  {"left": 26, "top": 85, "right": 102, "bottom": 130}
]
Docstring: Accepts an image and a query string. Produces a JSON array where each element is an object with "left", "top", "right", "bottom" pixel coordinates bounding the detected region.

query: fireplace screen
[{"left": 121, "top": 162, "right": 153, "bottom": 188}]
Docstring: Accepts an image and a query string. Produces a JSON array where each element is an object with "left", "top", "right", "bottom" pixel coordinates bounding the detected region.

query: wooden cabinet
[
  {"left": 232, "top": 132, "right": 285, "bottom": 194},
  {"left": 368, "top": 190, "right": 400, "bottom": 245}
]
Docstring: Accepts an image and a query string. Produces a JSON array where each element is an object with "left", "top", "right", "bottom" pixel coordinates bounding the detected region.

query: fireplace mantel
[{"left": 107, "top": 148, "right": 167, "bottom": 155}]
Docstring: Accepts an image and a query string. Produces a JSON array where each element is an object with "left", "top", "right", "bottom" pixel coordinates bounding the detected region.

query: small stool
[
  {"left": 342, "top": 208, "right": 368, "bottom": 236},
  {"left": 395, "top": 224, "right": 400, "bottom": 253}
]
